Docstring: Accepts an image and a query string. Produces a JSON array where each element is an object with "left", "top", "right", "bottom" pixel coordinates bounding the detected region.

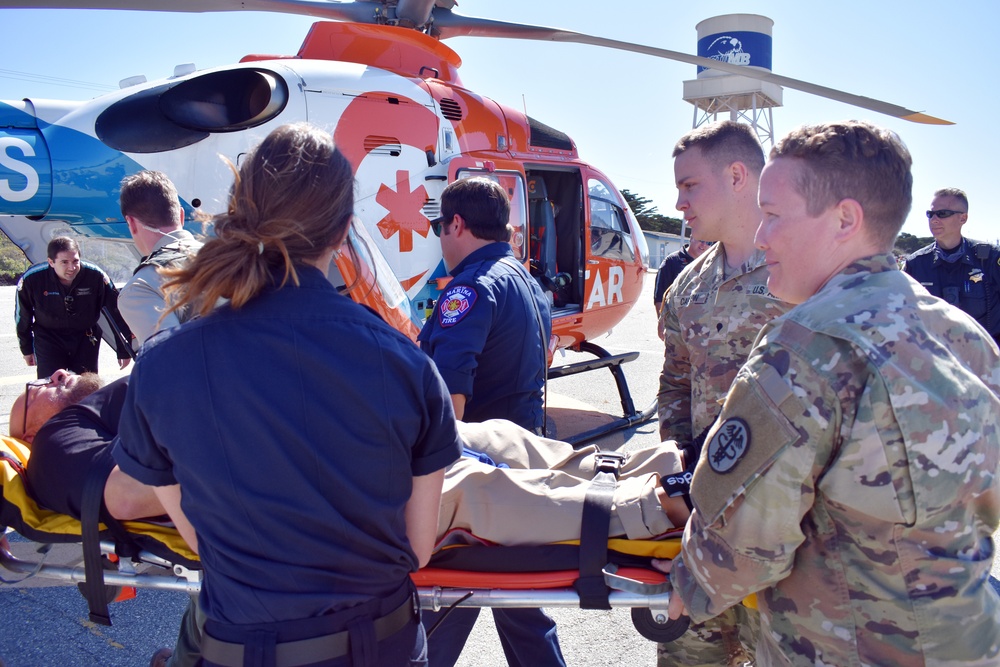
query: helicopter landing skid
[{"left": 548, "top": 341, "right": 656, "bottom": 446}]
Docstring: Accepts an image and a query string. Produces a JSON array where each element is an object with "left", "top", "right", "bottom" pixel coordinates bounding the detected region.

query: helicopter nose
[{"left": 0, "top": 100, "right": 53, "bottom": 217}]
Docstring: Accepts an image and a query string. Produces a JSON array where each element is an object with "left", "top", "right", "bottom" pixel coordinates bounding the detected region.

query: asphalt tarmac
[{"left": 0, "top": 273, "right": 997, "bottom": 666}]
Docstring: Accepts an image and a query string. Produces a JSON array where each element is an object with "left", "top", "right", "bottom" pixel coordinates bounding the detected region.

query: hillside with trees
[{"left": 620, "top": 189, "right": 684, "bottom": 236}]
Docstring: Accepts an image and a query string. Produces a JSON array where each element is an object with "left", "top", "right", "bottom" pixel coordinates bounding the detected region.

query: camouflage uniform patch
[{"left": 672, "top": 254, "right": 1000, "bottom": 665}]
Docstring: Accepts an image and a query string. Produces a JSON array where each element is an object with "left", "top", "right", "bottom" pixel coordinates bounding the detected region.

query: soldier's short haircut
[
  {"left": 120, "top": 170, "right": 183, "bottom": 230},
  {"left": 440, "top": 177, "right": 511, "bottom": 243},
  {"left": 933, "top": 187, "right": 968, "bottom": 212},
  {"left": 672, "top": 121, "right": 766, "bottom": 176},
  {"left": 771, "top": 120, "right": 913, "bottom": 251}
]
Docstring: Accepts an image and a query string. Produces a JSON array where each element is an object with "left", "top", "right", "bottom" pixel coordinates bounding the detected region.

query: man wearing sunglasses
[
  {"left": 903, "top": 188, "right": 1000, "bottom": 342},
  {"left": 418, "top": 177, "right": 563, "bottom": 667}
]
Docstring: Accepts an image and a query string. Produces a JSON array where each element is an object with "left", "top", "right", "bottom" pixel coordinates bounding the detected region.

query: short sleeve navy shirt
[
  {"left": 417, "top": 243, "right": 551, "bottom": 430},
  {"left": 114, "top": 266, "right": 461, "bottom": 625}
]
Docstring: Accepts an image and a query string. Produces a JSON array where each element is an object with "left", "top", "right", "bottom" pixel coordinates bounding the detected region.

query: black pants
[{"left": 33, "top": 326, "right": 100, "bottom": 378}]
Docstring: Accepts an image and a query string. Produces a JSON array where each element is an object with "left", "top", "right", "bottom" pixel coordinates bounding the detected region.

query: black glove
[{"left": 662, "top": 425, "right": 712, "bottom": 511}]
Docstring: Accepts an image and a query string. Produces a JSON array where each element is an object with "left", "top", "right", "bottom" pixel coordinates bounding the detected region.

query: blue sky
[{"left": 1, "top": 1, "right": 997, "bottom": 242}]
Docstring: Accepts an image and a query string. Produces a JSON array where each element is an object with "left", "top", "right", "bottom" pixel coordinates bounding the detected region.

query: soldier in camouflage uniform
[
  {"left": 659, "top": 120, "right": 1000, "bottom": 665},
  {"left": 657, "top": 121, "right": 789, "bottom": 666}
]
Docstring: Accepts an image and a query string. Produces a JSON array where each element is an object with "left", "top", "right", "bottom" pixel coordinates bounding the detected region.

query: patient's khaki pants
[{"left": 438, "top": 420, "right": 684, "bottom": 546}]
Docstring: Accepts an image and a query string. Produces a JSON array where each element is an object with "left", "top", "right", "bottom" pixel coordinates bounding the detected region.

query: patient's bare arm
[{"left": 103, "top": 465, "right": 167, "bottom": 521}]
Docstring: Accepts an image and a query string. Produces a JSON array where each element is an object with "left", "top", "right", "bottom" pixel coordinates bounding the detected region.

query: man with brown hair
[
  {"left": 119, "top": 170, "right": 202, "bottom": 345},
  {"left": 15, "top": 237, "right": 133, "bottom": 378},
  {"left": 419, "top": 176, "right": 562, "bottom": 667},
  {"left": 656, "top": 121, "right": 790, "bottom": 666},
  {"left": 659, "top": 120, "right": 1000, "bottom": 665}
]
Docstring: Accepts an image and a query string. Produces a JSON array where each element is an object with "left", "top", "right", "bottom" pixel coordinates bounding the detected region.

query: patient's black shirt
[{"left": 25, "top": 376, "right": 129, "bottom": 518}]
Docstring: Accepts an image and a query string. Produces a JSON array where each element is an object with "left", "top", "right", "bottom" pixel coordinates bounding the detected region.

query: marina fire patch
[{"left": 439, "top": 285, "right": 477, "bottom": 327}]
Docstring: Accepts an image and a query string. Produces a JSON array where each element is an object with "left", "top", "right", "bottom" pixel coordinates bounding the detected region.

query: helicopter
[{"left": 0, "top": 1, "right": 949, "bottom": 437}]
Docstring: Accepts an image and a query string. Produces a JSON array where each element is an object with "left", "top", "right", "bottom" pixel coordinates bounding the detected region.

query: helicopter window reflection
[{"left": 588, "top": 179, "right": 634, "bottom": 262}]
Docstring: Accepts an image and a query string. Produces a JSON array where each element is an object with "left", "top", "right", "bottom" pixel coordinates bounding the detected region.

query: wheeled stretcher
[{"left": 0, "top": 437, "right": 691, "bottom": 643}]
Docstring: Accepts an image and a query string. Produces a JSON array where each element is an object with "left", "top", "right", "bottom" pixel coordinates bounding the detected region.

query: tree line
[{"left": 620, "top": 189, "right": 932, "bottom": 257}]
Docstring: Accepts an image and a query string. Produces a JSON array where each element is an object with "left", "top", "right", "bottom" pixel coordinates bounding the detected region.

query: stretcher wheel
[{"left": 630, "top": 608, "right": 690, "bottom": 643}]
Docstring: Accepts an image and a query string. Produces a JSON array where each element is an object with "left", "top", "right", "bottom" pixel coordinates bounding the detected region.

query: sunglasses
[
  {"left": 429, "top": 216, "right": 449, "bottom": 238},
  {"left": 926, "top": 209, "right": 965, "bottom": 220},
  {"left": 19, "top": 377, "right": 52, "bottom": 438}
]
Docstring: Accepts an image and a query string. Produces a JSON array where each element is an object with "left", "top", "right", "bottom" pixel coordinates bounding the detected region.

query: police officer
[
  {"left": 15, "top": 236, "right": 132, "bottom": 378},
  {"left": 418, "top": 177, "right": 563, "bottom": 667},
  {"left": 903, "top": 188, "right": 1000, "bottom": 343}
]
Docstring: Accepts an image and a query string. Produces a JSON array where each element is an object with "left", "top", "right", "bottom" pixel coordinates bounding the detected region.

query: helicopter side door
[{"left": 523, "top": 167, "right": 585, "bottom": 315}]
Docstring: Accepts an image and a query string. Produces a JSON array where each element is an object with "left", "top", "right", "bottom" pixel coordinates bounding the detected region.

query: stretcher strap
[
  {"left": 574, "top": 451, "right": 624, "bottom": 610},
  {"left": 80, "top": 455, "right": 139, "bottom": 626}
]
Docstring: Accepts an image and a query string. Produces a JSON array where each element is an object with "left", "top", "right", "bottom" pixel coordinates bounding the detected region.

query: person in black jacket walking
[
  {"left": 15, "top": 236, "right": 132, "bottom": 378},
  {"left": 903, "top": 188, "right": 1000, "bottom": 343}
]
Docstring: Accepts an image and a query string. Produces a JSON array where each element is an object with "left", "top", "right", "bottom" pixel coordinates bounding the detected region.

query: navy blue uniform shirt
[
  {"left": 114, "top": 265, "right": 462, "bottom": 626},
  {"left": 904, "top": 237, "right": 1000, "bottom": 342},
  {"left": 418, "top": 242, "right": 551, "bottom": 431}
]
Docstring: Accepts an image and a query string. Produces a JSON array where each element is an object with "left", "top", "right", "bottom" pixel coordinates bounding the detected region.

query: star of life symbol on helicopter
[
  {"left": 439, "top": 285, "right": 477, "bottom": 327},
  {"left": 706, "top": 36, "right": 751, "bottom": 66},
  {"left": 707, "top": 418, "right": 751, "bottom": 474},
  {"left": 376, "top": 170, "right": 431, "bottom": 253}
]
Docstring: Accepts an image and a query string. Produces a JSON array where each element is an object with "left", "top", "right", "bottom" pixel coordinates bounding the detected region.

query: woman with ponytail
[{"left": 114, "top": 123, "right": 461, "bottom": 666}]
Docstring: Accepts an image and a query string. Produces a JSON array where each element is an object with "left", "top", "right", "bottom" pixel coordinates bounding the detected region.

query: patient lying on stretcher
[
  {"left": 11, "top": 372, "right": 165, "bottom": 522},
  {"left": 12, "top": 371, "right": 692, "bottom": 545}
]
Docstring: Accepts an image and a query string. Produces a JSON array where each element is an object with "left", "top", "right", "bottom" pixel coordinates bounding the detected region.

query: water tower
[{"left": 682, "top": 14, "right": 782, "bottom": 145}]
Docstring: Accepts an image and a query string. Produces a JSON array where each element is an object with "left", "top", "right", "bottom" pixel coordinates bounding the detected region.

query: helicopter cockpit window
[
  {"left": 588, "top": 179, "right": 634, "bottom": 262},
  {"left": 454, "top": 169, "right": 527, "bottom": 261}
]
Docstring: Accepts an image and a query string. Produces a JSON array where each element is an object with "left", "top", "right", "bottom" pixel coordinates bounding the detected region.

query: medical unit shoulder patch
[
  {"left": 707, "top": 418, "right": 751, "bottom": 474},
  {"left": 439, "top": 285, "right": 478, "bottom": 327}
]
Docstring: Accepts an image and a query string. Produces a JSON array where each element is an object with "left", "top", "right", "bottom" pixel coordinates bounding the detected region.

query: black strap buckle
[{"left": 592, "top": 451, "right": 626, "bottom": 478}]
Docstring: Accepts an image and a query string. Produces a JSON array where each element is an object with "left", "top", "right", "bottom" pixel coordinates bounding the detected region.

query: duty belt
[{"left": 200, "top": 594, "right": 416, "bottom": 667}]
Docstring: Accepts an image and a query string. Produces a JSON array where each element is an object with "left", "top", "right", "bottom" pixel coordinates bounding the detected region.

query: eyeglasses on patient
[
  {"left": 20, "top": 377, "right": 52, "bottom": 438},
  {"left": 926, "top": 209, "right": 965, "bottom": 220}
]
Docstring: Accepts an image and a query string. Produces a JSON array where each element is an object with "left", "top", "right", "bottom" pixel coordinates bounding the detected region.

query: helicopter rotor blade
[
  {"left": 429, "top": 10, "right": 952, "bottom": 126},
  {"left": 0, "top": 0, "right": 383, "bottom": 23},
  {"left": 0, "top": 1, "right": 950, "bottom": 125}
]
